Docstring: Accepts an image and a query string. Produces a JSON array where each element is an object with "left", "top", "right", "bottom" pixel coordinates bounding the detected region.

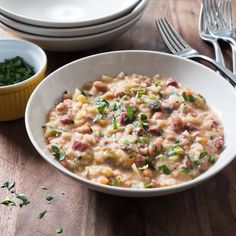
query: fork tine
[
  {"left": 202, "top": 0, "right": 216, "bottom": 31},
  {"left": 226, "top": 0, "right": 234, "bottom": 31},
  {"left": 157, "top": 19, "right": 184, "bottom": 51},
  {"left": 161, "top": 18, "right": 191, "bottom": 50},
  {"left": 211, "top": 0, "right": 226, "bottom": 27},
  {"left": 156, "top": 20, "right": 178, "bottom": 54}
]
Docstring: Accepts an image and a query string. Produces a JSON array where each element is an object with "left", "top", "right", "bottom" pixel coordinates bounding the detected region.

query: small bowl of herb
[{"left": 0, "top": 39, "right": 47, "bottom": 121}]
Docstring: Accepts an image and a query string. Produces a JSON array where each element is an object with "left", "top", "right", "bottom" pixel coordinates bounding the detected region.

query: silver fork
[
  {"left": 218, "top": 0, "right": 236, "bottom": 74},
  {"left": 203, "top": 0, "right": 236, "bottom": 46},
  {"left": 199, "top": 4, "right": 225, "bottom": 66},
  {"left": 156, "top": 18, "right": 236, "bottom": 85}
]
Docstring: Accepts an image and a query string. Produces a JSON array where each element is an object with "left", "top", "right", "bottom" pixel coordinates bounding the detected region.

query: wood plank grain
[{"left": 1, "top": 1, "right": 236, "bottom": 235}]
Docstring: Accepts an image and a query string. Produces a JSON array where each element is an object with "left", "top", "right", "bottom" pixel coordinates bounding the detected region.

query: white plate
[
  {"left": 25, "top": 50, "right": 236, "bottom": 197},
  {"left": 0, "top": 0, "right": 148, "bottom": 37},
  {"left": 0, "top": 0, "right": 140, "bottom": 27},
  {"left": 1, "top": 12, "right": 143, "bottom": 52}
]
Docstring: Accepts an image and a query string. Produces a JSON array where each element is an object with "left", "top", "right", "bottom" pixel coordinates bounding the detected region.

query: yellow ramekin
[{"left": 0, "top": 39, "right": 47, "bottom": 121}]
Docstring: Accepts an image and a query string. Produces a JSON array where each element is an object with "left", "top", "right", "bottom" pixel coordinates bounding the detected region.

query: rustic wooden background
[{"left": 0, "top": 0, "right": 236, "bottom": 235}]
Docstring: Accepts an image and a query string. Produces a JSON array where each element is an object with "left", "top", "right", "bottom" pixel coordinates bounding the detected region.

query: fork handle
[
  {"left": 186, "top": 54, "right": 236, "bottom": 86},
  {"left": 212, "top": 40, "right": 226, "bottom": 66},
  {"left": 230, "top": 44, "right": 236, "bottom": 75}
]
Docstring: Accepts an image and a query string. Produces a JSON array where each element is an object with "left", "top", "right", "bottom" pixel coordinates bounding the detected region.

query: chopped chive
[
  {"left": 188, "top": 95, "right": 196, "bottom": 102},
  {"left": 139, "top": 135, "right": 149, "bottom": 143},
  {"left": 145, "top": 183, "right": 153, "bottom": 188},
  {"left": 97, "top": 99, "right": 109, "bottom": 114},
  {"left": 45, "top": 193, "right": 53, "bottom": 201},
  {"left": 208, "top": 155, "right": 215, "bottom": 164},
  {"left": 39, "top": 210, "right": 47, "bottom": 219},
  {"left": 193, "top": 160, "right": 200, "bottom": 166},
  {"left": 199, "top": 151, "right": 208, "bottom": 159},
  {"left": 180, "top": 167, "right": 190, "bottom": 173},
  {"left": 56, "top": 226, "right": 63, "bottom": 234},
  {"left": 93, "top": 114, "right": 103, "bottom": 123},
  {"left": 125, "top": 105, "right": 135, "bottom": 121},
  {"left": 154, "top": 81, "right": 161, "bottom": 87},
  {"left": 15, "top": 193, "right": 30, "bottom": 207},
  {"left": 1, "top": 180, "right": 15, "bottom": 190},
  {"left": 139, "top": 113, "right": 147, "bottom": 121},
  {"left": 163, "top": 107, "right": 173, "bottom": 114},
  {"left": 0, "top": 197, "right": 16, "bottom": 206},
  {"left": 145, "top": 157, "right": 155, "bottom": 170},
  {"left": 182, "top": 92, "right": 188, "bottom": 101},
  {"left": 159, "top": 165, "right": 170, "bottom": 175},
  {"left": 112, "top": 115, "right": 118, "bottom": 130}
]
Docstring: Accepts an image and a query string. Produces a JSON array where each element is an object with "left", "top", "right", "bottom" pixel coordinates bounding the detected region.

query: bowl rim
[
  {"left": 1, "top": 10, "right": 143, "bottom": 40},
  {"left": 25, "top": 50, "right": 236, "bottom": 195},
  {"left": 0, "top": 39, "right": 47, "bottom": 91},
  {"left": 0, "top": 0, "right": 141, "bottom": 28}
]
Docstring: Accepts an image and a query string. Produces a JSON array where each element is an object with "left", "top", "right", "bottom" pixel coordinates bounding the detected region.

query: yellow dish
[{"left": 0, "top": 39, "right": 47, "bottom": 121}]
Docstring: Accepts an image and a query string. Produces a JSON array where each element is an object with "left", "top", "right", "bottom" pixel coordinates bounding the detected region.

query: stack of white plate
[{"left": 0, "top": 0, "right": 149, "bottom": 51}]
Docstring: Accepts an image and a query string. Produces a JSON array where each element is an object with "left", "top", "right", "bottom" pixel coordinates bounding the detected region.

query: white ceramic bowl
[
  {"left": 25, "top": 50, "right": 236, "bottom": 197},
  {"left": 1, "top": 12, "right": 143, "bottom": 52},
  {"left": 0, "top": 0, "right": 148, "bottom": 37},
  {"left": 0, "top": 0, "right": 140, "bottom": 27}
]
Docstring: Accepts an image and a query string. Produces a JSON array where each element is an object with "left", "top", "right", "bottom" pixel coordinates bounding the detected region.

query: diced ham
[
  {"left": 149, "top": 126, "right": 162, "bottom": 136},
  {"left": 166, "top": 78, "right": 178, "bottom": 87},
  {"left": 134, "top": 127, "right": 147, "bottom": 136},
  {"left": 72, "top": 141, "right": 89, "bottom": 151},
  {"left": 60, "top": 114, "right": 74, "bottom": 125},
  {"left": 214, "top": 137, "right": 223, "bottom": 151},
  {"left": 185, "top": 122, "right": 199, "bottom": 131},
  {"left": 171, "top": 116, "right": 183, "bottom": 132}
]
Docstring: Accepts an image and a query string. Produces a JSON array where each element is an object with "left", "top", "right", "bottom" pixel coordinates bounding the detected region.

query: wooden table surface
[{"left": 1, "top": 1, "right": 236, "bottom": 235}]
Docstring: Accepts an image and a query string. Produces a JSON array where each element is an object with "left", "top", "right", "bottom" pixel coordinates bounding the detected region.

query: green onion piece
[
  {"left": 139, "top": 135, "right": 149, "bottom": 143},
  {"left": 39, "top": 210, "right": 47, "bottom": 219},
  {"left": 0, "top": 197, "right": 16, "bottom": 206},
  {"left": 154, "top": 81, "right": 161, "bottom": 87},
  {"left": 45, "top": 193, "right": 53, "bottom": 201},
  {"left": 1, "top": 180, "right": 15, "bottom": 190},
  {"left": 112, "top": 115, "right": 118, "bottom": 130},
  {"left": 136, "top": 87, "right": 146, "bottom": 98},
  {"left": 210, "top": 135, "right": 214, "bottom": 140},
  {"left": 97, "top": 99, "right": 109, "bottom": 114},
  {"left": 139, "top": 113, "right": 147, "bottom": 121},
  {"left": 93, "top": 114, "right": 103, "bottom": 123},
  {"left": 199, "top": 151, "right": 208, "bottom": 159},
  {"left": 145, "top": 157, "right": 155, "bottom": 170},
  {"left": 208, "top": 155, "right": 215, "bottom": 164},
  {"left": 125, "top": 105, "right": 135, "bottom": 121},
  {"left": 56, "top": 226, "right": 63, "bottom": 234},
  {"left": 150, "top": 102, "right": 161, "bottom": 112},
  {"left": 182, "top": 92, "right": 188, "bottom": 101},
  {"left": 193, "top": 160, "right": 200, "bottom": 166},
  {"left": 159, "top": 165, "right": 170, "bottom": 175},
  {"left": 180, "top": 167, "right": 190, "bottom": 173},
  {"left": 145, "top": 183, "right": 153, "bottom": 188},
  {"left": 188, "top": 95, "right": 196, "bottom": 102},
  {"left": 163, "top": 108, "right": 173, "bottom": 114},
  {"left": 15, "top": 193, "right": 30, "bottom": 207}
]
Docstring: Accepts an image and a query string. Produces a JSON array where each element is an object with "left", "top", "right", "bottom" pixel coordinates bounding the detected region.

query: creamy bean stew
[{"left": 44, "top": 73, "right": 224, "bottom": 188}]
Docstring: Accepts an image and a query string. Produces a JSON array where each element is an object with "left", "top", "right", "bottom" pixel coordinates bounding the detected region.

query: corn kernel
[{"left": 76, "top": 95, "right": 90, "bottom": 104}]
